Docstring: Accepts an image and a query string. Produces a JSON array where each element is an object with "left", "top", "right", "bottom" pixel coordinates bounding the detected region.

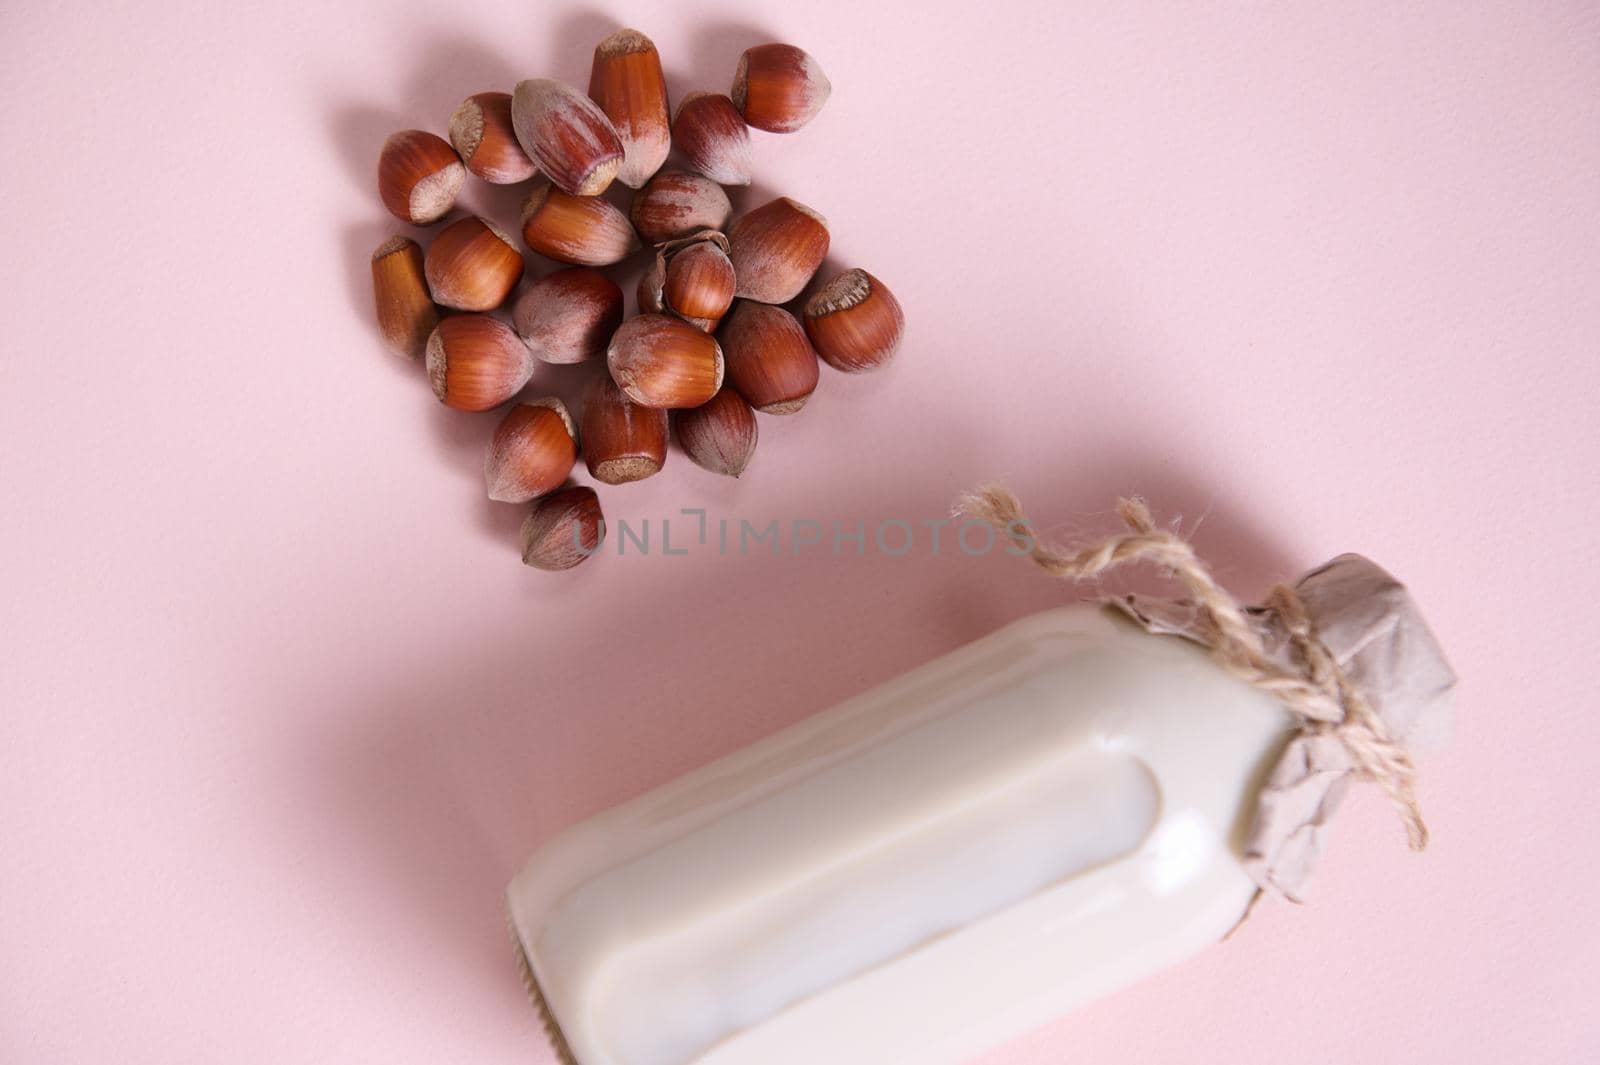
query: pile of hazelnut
[{"left": 370, "top": 30, "right": 904, "bottom": 570}]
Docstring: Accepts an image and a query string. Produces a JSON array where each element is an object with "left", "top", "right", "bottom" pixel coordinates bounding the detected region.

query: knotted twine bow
[{"left": 956, "top": 487, "right": 1430, "bottom": 893}]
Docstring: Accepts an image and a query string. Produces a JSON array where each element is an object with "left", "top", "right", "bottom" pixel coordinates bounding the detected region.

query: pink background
[{"left": 3, "top": 2, "right": 1597, "bottom": 1061}]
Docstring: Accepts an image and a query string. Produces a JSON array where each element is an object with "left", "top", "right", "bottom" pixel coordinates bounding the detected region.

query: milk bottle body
[{"left": 508, "top": 603, "right": 1292, "bottom": 1065}]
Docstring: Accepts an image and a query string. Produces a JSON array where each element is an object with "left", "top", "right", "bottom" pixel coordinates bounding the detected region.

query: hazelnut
[
  {"left": 370, "top": 236, "right": 439, "bottom": 360},
  {"left": 512, "top": 267, "right": 623, "bottom": 365},
  {"left": 731, "top": 44, "right": 831, "bottom": 133},
  {"left": 719, "top": 300, "right": 820, "bottom": 414},
  {"left": 510, "top": 78, "right": 624, "bottom": 196},
  {"left": 673, "top": 387, "right": 758, "bottom": 478},
  {"left": 424, "top": 215, "right": 525, "bottom": 311},
  {"left": 639, "top": 232, "right": 735, "bottom": 330},
  {"left": 449, "top": 92, "right": 538, "bottom": 184},
  {"left": 664, "top": 240, "right": 737, "bottom": 321},
  {"left": 425, "top": 315, "right": 535, "bottom": 411},
  {"left": 671, "top": 92, "right": 753, "bottom": 187},
  {"left": 726, "top": 197, "right": 830, "bottom": 304},
  {"left": 803, "top": 269, "right": 905, "bottom": 372},
  {"left": 485, "top": 399, "right": 579, "bottom": 503},
  {"left": 580, "top": 372, "right": 669, "bottom": 484},
  {"left": 630, "top": 170, "right": 733, "bottom": 245},
  {"left": 521, "top": 486, "right": 606, "bottom": 571},
  {"left": 588, "top": 29, "right": 671, "bottom": 189},
  {"left": 607, "top": 314, "right": 725, "bottom": 409},
  {"left": 377, "top": 130, "right": 466, "bottom": 225},
  {"left": 520, "top": 179, "right": 640, "bottom": 266}
]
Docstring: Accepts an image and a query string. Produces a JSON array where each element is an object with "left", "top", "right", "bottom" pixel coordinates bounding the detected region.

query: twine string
[{"left": 957, "top": 486, "right": 1427, "bottom": 851}]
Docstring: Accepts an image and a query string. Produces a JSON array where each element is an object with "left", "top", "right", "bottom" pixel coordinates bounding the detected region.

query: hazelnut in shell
[
  {"left": 726, "top": 197, "right": 829, "bottom": 304},
  {"left": 719, "top": 300, "right": 820, "bottom": 414},
  {"left": 378, "top": 130, "right": 466, "bottom": 225},
  {"left": 484, "top": 399, "right": 578, "bottom": 503},
  {"left": 513, "top": 267, "right": 624, "bottom": 365},
  {"left": 607, "top": 314, "right": 725, "bottom": 409},
  {"left": 671, "top": 92, "right": 753, "bottom": 187},
  {"left": 803, "top": 269, "right": 905, "bottom": 372},
  {"left": 731, "top": 43, "right": 832, "bottom": 133},
  {"left": 588, "top": 29, "right": 671, "bottom": 189},
  {"left": 424, "top": 215, "right": 525, "bottom": 311},
  {"left": 425, "top": 315, "right": 535, "bottom": 411},
  {"left": 449, "top": 92, "right": 538, "bottom": 184},
  {"left": 521, "top": 486, "right": 606, "bottom": 571},
  {"left": 370, "top": 236, "right": 438, "bottom": 360},
  {"left": 580, "top": 372, "right": 669, "bottom": 485},
  {"left": 674, "top": 387, "right": 758, "bottom": 478},
  {"left": 510, "top": 78, "right": 624, "bottom": 196},
  {"left": 521, "top": 179, "right": 639, "bottom": 266},
  {"left": 630, "top": 170, "right": 733, "bottom": 244}
]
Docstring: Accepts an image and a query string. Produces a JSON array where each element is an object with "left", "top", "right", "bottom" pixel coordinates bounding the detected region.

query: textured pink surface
[{"left": 2, "top": 2, "right": 1597, "bottom": 1062}]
